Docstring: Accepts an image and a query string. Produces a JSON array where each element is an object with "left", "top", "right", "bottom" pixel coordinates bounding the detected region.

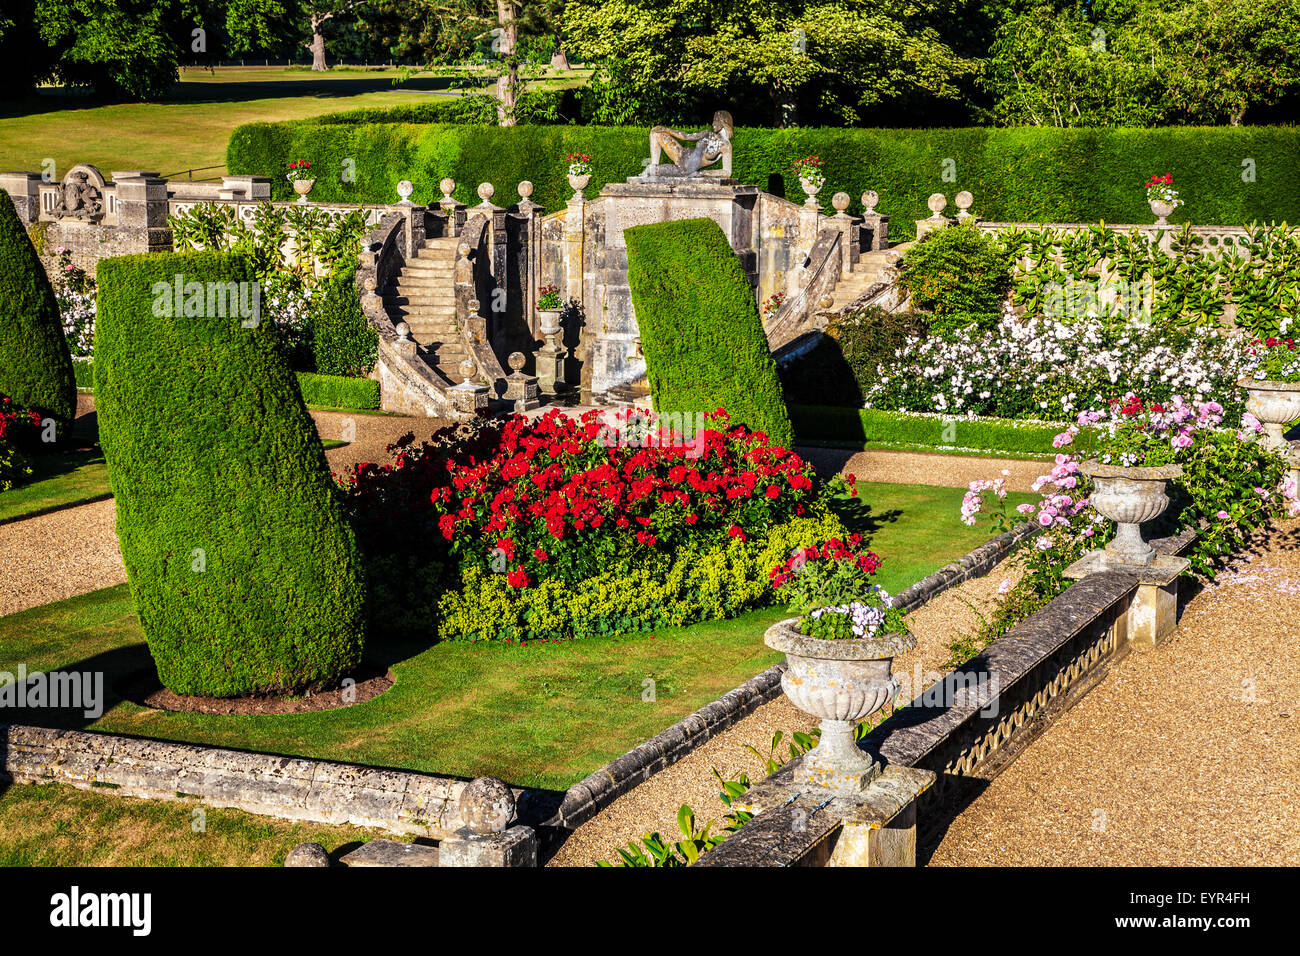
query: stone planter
[
  {"left": 1239, "top": 377, "right": 1300, "bottom": 452},
  {"left": 537, "top": 309, "right": 561, "bottom": 338},
  {"left": 799, "top": 177, "right": 822, "bottom": 206},
  {"left": 567, "top": 172, "right": 591, "bottom": 200},
  {"left": 764, "top": 618, "right": 915, "bottom": 791},
  {"left": 1149, "top": 198, "right": 1175, "bottom": 226},
  {"left": 1081, "top": 459, "right": 1182, "bottom": 566},
  {"left": 293, "top": 178, "right": 315, "bottom": 203}
]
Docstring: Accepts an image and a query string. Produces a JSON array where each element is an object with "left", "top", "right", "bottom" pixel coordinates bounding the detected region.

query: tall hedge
[
  {"left": 626, "top": 218, "right": 793, "bottom": 447},
  {"left": 95, "top": 251, "right": 367, "bottom": 697},
  {"left": 228, "top": 122, "right": 1300, "bottom": 235},
  {"left": 0, "top": 189, "right": 76, "bottom": 428}
]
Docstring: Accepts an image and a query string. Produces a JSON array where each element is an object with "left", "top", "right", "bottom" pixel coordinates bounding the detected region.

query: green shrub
[
  {"left": 626, "top": 218, "right": 793, "bottom": 447},
  {"left": 296, "top": 371, "right": 380, "bottom": 410},
  {"left": 0, "top": 189, "right": 76, "bottom": 429},
  {"left": 228, "top": 123, "right": 1300, "bottom": 230},
  {"left": 789, "top": 404, "right": 1064, "bottom": 455},
  {"left": 897, "top": 224, "right": 1012, "bottom": 335},
  {"left": 0, "top": 438, "right": 32, "bottom": 491},
  {"left": 308, "top": 264, "right": 378, "bottom": 377},
  {"left": 94, "top": 251, "right": 367, "bottom": 697}
]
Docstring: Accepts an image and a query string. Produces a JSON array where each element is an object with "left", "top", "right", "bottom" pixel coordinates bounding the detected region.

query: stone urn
[
  {"left": 537, "top": 309, "right": 562, "bottom": 339},
  {"left": 567, "top": 172, "right": 591, "bottom": 200},
  {"left": 764, "top": 618, "right": 915, "bottom": 791},
  {"left": 800, "top": 177, "right": 822, "bottom": 206},
  {"left": 293, "top": 178, "right": 315, "bottom": 203},
  {"left": 1240, "top": 377, "right": 1300, "bottom": 452},
  {"left": 1149, "top": 199, "right": 1175, "bottom": 226},
  {"left": 1081, "top": 459, "right": 1182, "bottom": 566}
]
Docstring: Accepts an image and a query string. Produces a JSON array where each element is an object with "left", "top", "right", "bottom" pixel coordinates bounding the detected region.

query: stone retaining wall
[{"left": 0, "top": 725, "right": 531, "bottom": 841}]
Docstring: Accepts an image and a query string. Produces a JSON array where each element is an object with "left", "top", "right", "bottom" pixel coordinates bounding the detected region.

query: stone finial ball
[
  {"left": 397, "top": 179, "right": 414, "bottom": 201},
  {"left": 285, "top": 842, "right": 330, "bottom": 867},
  {"left": 817, "top": 294, "right": 835, "bottom": 309},
  {"left": 508, "top": 351, "right": 526, "bottom": 373},
  {"left": 831, "top": 192, "right": 850, "bottom": 213},
  {"left": 518, "top": 180, "right": 534, "bottom": 200},
  {"left": 477, "top": 182, "right": 495, "bottom": 203},
  {"left": 927, "top": 192, "right": 947, "bottom": 215},
  {"left": 861, "top": 190, "right": 879, "bottom": 213},
  {"left": 459, "top": 357, "right": 477, "bottom": 380},
  {"left": 394, "top": 321, "right": 411, "bottom": 341},
  {"left": 439, "top": 177, "right": 456, "bottom": 198},
  {"left": 955, "top": 190, "right": 974, "bottom": 210},
  {"left": 458, "top": 777, "right": 515, "bottom": 834}
]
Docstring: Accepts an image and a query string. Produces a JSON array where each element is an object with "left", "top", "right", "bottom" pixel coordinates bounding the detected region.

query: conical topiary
[
  {"left": 0, "top": 189, "right": 76, "bottom": 429},
  {"left": 95, "top": 251, "right": 367, "bottom": 697}
]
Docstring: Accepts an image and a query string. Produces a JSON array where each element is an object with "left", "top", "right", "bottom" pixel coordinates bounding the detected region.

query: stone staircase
[
  {"left": 382, "top": 235, "right": 470, "bottom": 384},
  {"left": 822, "top": 245, "right": 909, "bottom": 313}
]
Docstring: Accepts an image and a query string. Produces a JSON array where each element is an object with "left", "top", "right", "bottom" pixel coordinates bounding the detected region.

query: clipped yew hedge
[
  {"left": 0, "top": 189, "right": 76, "bottom": 429},
  {"left": 228, "top": 122, "right": 1300, "bottom": 235},
  {"left": 627, "top": 217, "right": 793, "bottom": 447},
  {"left": 95, "top": 251, "right": 367, "bottom": 697},
  {"left": 789, "top": 404, "right": 1064, "bottom": 456}
]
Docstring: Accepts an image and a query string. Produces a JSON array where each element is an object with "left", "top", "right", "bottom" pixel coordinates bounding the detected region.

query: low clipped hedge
[
  {"left": 790, "top": 404, "right": 1064, "bottom": 456},
  {"left": 296, "top": 371, "right": 380, "bottom": 410},
  {"left": 309, "top": 263, "right": 378, "bottom": 377},
  {"left": 95, "top": 251, "right": 367, "bottom": 697},
  {"left": 0, "top": 189, "right": 76, "bottom": 429},
  {"left": 626, "top": 218, "right": 793, "bottom": 447},
  {"left": 228, "top": 122, "right": 1300, "bottom": 233}
]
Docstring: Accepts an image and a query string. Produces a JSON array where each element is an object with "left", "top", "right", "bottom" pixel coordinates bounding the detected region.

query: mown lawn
[
  {"left": 0, "top": 781, "right": 406, "bottom": 866},
  {"left": 0, "top": 481, "right": 1032, "bottom": 792},
  {"left": 0, "top": 66, "right": 469, "bottom": 179}
]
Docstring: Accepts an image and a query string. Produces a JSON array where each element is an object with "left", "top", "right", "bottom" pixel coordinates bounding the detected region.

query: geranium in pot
[
  {"left": 791, "top": 155, "right": 825, "bottom": 206},
  {"left": 765, "top": 537, "right": 913, "bottom": 791},
  {"left": 1240, "top": 338, "right": 1300, "bottom": 453},
  {"left": 1145, "top": 173, "right": 1182, "bottom": 226}
]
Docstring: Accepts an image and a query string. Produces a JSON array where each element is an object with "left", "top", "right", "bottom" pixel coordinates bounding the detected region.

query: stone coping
[
  {"left": 0, "top": 724, "right": 530, "bottom": 840},
  {"left": 1081, "top": 459, "right": 1183, "bottom": 480},
  {"left": 764, "top": 619, "right": 916, "bottom": 659},
  {"left": 546, "top": 521, "right": 1034, "bottom": 831}
]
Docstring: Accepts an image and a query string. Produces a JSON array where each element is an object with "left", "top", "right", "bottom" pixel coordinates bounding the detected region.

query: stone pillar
[
  {"left": 1064, "top": 551, "right": 1190, "bottom": 650},
  {"left": 0, "top": 172, "right": 43, "bottom": 224},
  {"left": 399, "top": 203, "right": 427, "bottom": 257},
  {"left": 437, "top": 776, "right": 538, "bottom": 867},
  {"left": 503, "top": 351, "right": 540, "bottom": 411},
  {"left": 563, "top": 192, "right": 586, "bottom": 316},
  {"left": 916, "top": 192, "right": 950, "bottom": 240},
  {"left": 515, "top": 181, "right": 542, "bottom": 338},
  {"left": 113, "top": 173, "right": 173, "bottom": 253},
  {"left": 438, "top": 178, "right": 465, "bottom": 238},
  {"left": 830, "top": 192, "right": 858, "bottom": 277}
]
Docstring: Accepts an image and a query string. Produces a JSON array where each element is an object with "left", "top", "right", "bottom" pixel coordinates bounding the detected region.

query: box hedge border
[{"left": 790, "top": 404, "right": 1064, "bottom": 456}]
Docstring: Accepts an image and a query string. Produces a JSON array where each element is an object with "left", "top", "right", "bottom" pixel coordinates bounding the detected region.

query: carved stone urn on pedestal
[
  {"left": 1149, "top": 199, "right": 1175, "bottom": 227},
  {"left": 764, "top": 620, "right": 915, "bottom": 791},
  {"left": 1239, "top": 377, "right": 1300, "bottom": 453},
  {"left": 1081, "top": 459, "right": 1182, "bottom": 566},
  {"left": 293, "top": 179, "right": 315, "bottom": 203},
  {"left": 800, "top": 178, "right": 822, "bottom": 207},
  {"left": 567, "top": 172, "right": 591, "bottom": 200}
]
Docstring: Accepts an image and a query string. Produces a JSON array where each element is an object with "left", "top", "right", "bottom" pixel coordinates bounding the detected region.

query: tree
[
  {"left": 35, "top": 0, "right": 188, "bottom": 100},
  {"left": 986, "top": 0, "right": 1300, "bottom": 126},
  {"left": 565, "top": 0, "right": 979, "bottom": 127},
  {"left": 0, "top": 189, "right": 76, "bottom": 429}
]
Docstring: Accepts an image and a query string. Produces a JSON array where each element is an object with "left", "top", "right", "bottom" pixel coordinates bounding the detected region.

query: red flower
[
  {"left": 533, "top": 548, "right": 549, "bottom": 562},
  {"left": 506, "top": 566, "right": 530, "bottom": 588},
  {"left": 727, "top": 525, "right": 747, "bottom": 542},
  {"left": 765, "top": 485, "right": 780, "bottom": 499}
]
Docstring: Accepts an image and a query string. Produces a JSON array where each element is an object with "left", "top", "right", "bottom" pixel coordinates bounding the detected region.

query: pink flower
[
  {"left": 1216, "top": 510, "right": 1230, "bottom": 520},
  {"left": 997, "top": 579, "right": 1013, "bottom": 595}
]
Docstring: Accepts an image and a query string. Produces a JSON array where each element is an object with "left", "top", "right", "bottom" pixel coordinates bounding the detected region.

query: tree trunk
[
  {"left": 550, "top": 42, "right": 570, "bottom": 71},
  {"left": 310, "top": 18, "right": 328, "bottom": 71},
  {"left": 495, "top": 0, "right": 519, "bottom": 126},
  {"left": 772, "top": 82, "right": 798, "bottom": 128}
]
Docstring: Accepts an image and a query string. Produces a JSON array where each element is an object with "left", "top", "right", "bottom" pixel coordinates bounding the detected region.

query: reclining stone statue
[{"left": 641, "top": 110, "right": 733, "bottom": 180}]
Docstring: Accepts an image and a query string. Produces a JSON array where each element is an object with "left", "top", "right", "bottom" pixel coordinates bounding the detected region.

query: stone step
[
  {"left": 339, "top": 839, "right": 439, "bottom": 868},
  {"left": 386, "top": 294, "right": 456, "bottom": 308},
  {"left": 405, "top": 256, "right": 456, "bottom": 270},
  {"left": 397, "top": 272, "right": 454, "bottom": 285}
]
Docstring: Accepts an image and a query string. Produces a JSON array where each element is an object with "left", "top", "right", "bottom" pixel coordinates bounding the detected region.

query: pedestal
[
  {"left": 1064, "top": 550, "right": 1190, "bottom": 649},
  {"left": 439, "top": 826, "right": 537, "bottom": 867},
  {"left": 503, "top": 370, "right": 540, "bottom": 411},
  {"left": 536, "top": 342, "right": 564, "bottom": 395}
]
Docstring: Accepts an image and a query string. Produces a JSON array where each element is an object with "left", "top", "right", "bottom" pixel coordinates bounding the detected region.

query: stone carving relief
[{"left": 53, "top": 164, "right": 107, "bottom": 222}]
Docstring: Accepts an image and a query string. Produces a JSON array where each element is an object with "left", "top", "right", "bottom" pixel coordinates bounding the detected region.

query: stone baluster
[{"left": 515, "top": 180, "right": 542, "bottom": 337}]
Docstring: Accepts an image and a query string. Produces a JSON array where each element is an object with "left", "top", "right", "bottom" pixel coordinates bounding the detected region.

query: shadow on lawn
[{"left": 828, "top": 491, "right": 902, "bottom": 544}]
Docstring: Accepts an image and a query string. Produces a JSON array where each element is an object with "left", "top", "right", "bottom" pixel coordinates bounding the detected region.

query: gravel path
[
  {"left": 928, "top": 522, "right": 1300, "bottom": 866},
  {"left": 546, "top": 561, "right": 1020, "bottom": 866},
  {"left": 798, "top": 446, "right": 1048, "bottom": 493},
  {"left": 308, "top": 409, "right": 453, "bottom": 476},
  {"left": 0, "top": 498, "right": 126, "bottom": 617}
]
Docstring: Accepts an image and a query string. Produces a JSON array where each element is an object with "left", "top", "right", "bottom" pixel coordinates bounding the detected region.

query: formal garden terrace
[{"left": 2, "top": 105, "right": 1300, "bottom": 869}]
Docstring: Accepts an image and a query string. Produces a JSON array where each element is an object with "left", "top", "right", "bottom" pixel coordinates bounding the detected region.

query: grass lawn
[
  {"left": 0, "top": 781, "right": 407, "bottom": 866},
  {"left": 0, "top": 66, "right": 476, "bottom": 179},
  {"left": 0, "top": 481, "right": 1033, "bottom": 793}
]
